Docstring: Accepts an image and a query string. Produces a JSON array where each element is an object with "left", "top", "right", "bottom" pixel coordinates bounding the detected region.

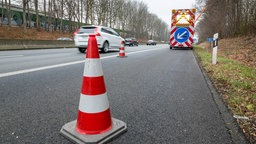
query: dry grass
[
  {"left": 198, "top": 36, "right": 256, "bottom": 68},
  {"left": 0, "top": 26, "right": 73, "bottom": 40}
]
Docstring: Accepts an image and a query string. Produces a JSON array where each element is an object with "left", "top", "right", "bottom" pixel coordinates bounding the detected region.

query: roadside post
[{"left": 212, "top": 33, "right": 218, "bottom": 65}]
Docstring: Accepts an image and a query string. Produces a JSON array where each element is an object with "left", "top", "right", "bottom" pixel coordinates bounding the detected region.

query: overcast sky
[{"left": 134, "top": 0, "right": 196, "bottom": 25}]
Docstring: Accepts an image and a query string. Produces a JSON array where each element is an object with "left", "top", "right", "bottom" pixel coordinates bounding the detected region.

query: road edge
[{"left": 192, "top": 50, "right": 249, "bottom": 144}]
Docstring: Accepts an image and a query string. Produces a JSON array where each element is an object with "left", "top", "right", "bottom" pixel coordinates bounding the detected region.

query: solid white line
[
  {"left": 0, "top": 60, "right": 85, "bottom": 78},
  {"left": 0, "top": 47, "right": 166, "bottom": 78},
  {"left": 0, "top": 55, "right": 24, "bottom": 58}
]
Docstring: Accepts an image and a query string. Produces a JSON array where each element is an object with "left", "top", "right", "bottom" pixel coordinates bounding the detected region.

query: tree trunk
[
  {"left": 80, "top": 0, "right": 83, "bottom": 25},
  {"left": 34, "top": 0, "right": 39, "bottom": 30},
  {"left": 47, "top": 0, "right": 52, "bottom": 31},
  {"left": 27, "top": 1, "right": 31, "bottom": 28},
  {"left": 22, "top": 0, "right": 27, "bottom": 33},
  {"left": 5, "top": 0, "right": 10, "bottom": 26},
  {"left": 44, "top": 0, "right": 46, "bottom": 30},
  {"left": 8, "top": 0, "right": 11, "bottom": 26},
  {"left": 60, "top": 0, "right": 63, "bottom": 32},
  {"left": 1, "top": 0, "right": 3, "bottom": 25}
]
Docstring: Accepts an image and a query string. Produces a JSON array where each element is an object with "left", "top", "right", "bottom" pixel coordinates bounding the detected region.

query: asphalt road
[{"left": 0, "top": 45, "right": 246, "bottom": 144}]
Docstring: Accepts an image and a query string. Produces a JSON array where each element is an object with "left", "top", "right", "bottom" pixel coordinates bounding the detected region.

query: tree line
[
  {"left": 1, "top": 0, "right": 169, "bottom": 41},
  {"left": 195, "top": 0, "right": 256, "bottom": 42}
]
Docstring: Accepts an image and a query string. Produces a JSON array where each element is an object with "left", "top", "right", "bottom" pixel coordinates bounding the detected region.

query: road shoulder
[{"left": 193, "top": 51, "right": 248, "bottom": 144}]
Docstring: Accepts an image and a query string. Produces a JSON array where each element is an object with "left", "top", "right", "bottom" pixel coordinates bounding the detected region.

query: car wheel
[
  {"left": 101, "top": 41, "right": 109, "bottom": 53},
  {"left": 170, "top": 46, "right": 173, "bottom": 50},
  {"left": 78, "top": 48, "right": 86, "bottom": 53}
]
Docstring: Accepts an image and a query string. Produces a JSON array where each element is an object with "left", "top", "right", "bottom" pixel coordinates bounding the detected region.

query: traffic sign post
[
  {"left": 212, "top": 33, "right": 218, "bottom": 65},
  {"left": 207, "top": 38, "right": 213, "bottom": 42}
]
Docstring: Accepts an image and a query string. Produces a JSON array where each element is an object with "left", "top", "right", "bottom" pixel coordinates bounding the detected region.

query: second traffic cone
[
  {"left": 60, "top": 35, "right": 127, "bottom": 144},
  {"left": 118, "top": 41, "right": 127, "bottom": 58}
]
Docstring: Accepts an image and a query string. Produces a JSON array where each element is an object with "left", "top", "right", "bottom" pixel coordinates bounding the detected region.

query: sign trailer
[{"left": 170, "top": 9, "right": 196, "bottom": 50}]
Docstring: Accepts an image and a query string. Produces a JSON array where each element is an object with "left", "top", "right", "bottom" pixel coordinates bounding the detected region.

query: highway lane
[
  {"left": 0, "top": 45, "right": 159, "bottom": 74},
  {"left": 0, "top": 45, "right": 245, "bottom": 143}
]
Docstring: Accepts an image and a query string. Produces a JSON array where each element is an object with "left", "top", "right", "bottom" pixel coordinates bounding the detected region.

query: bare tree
[
  {"left": 1, "top": 0, "right": 3, "bottom": 25},
  {"left": 22, "top": 0, "right": 28, "bottom": 32},
  {"left": 34, "top": 0, "right": 39, "bottom": 29},
  {"left": 196, "top": 0, "right": 256, "bottom": 42},
  {"left": 66, "top": 0, "right": 76, "bottom": 32},
  {"left": 2, "top": 0, "right": 169, "bottom": 41},
  {"left": 5, "top": 0, "right": 11, "bottom": 26},
  {"left": 43, "top": 0, "right": 46, "bottom": 29},
  {"left": 85, "top": 0, "right": 94, "bottom": 24}
]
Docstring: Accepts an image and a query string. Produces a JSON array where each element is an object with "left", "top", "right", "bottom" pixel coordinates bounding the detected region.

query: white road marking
[
  {"left": 0, "top": 55, "right": 24, "bottom": 58},
  {"left": 0, "top": 47, "right": 166, "bottom": 78}
]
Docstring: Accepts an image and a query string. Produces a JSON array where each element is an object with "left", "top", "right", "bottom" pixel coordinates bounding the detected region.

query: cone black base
[{"left": 60, "top": 118, "right": 127, "bottom": 144}]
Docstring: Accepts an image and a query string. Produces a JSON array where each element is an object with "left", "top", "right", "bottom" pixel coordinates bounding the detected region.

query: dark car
[
  {"left": 125, "top": 38, "right": 138, "bottom": 46},
  {"left": 147, "top": 40, "right": 157, "bottom": 45}
]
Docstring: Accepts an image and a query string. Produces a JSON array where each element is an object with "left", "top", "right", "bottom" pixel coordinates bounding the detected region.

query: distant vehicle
[
  {"left": 124, "top": 38, "right": 138, "bottom": 46},
  {"left": 57, "top": 37, "right": 73, "bottom": 41},
  {"left": 74, "top": 25, "right": 124, "bottom": 53},
  {"left": 146, "top": 40, "right": 157, "bottom": 45}
]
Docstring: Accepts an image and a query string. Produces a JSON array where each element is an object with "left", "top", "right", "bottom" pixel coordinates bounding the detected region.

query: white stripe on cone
[
  {"left": 83, "top": 59, "right": 103, "bottom": 77},
  {"left": 79, "top": 93, "right": 109, "bottom": 113}
]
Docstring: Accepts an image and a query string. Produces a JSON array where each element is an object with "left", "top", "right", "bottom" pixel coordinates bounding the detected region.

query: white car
[{"left": 74, "top": 25, "right": 124, "bottom": 53}]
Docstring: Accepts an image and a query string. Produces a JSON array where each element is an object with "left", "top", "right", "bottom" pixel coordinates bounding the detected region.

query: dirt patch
[{"left": 0, "top": 26, "right": 73, "bottom": 40}]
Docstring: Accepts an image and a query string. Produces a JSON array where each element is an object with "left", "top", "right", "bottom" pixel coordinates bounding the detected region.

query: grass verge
[{"left": 194, "top": 46, "right": 256, "bottom": 144}]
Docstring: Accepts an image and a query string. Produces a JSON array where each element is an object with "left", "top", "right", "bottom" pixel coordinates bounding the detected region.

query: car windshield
[{"left": 78, "top": 27, "right": 96, "bottom": 34}]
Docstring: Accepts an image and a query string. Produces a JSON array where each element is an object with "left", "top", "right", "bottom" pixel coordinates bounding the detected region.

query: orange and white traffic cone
[
  {"left": 76, "top": 34, "right": 112, "bottom": 134},
  {"left": 118, "top": 41, "right": 127, "bottom": 58},
  {"left": 60, "top": 34, "right": 127, "bottom": 144}
]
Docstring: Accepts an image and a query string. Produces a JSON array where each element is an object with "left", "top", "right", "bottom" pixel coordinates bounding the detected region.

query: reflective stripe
[
  {"left": 170, "top": 27, "right": 176, "bottom": 35},
  {"left": 83, "top": 59, "right": 103, "bottom": 77},
  {"left": 79, "top": 93, "right": 109, "bottom": 113},
  {"left": 120, "top": 50, "right": 125, "bottom": 53}
]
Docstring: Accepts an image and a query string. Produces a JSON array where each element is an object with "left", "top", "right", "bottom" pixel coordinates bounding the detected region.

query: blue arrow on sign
[{"left": 174, "top": 27, "right": 189, "bottom": 43}]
